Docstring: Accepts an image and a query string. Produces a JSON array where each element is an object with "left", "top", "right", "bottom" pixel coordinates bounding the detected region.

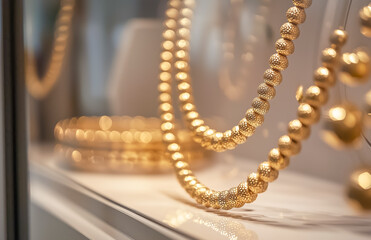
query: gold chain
[
  {"left": 162, "top": 0, "right": 309, "bottom": 152},
  {"left": 159, "top": 0, "right": 348, "bottom": 209},
  {"left": 25, "top": 0, "right": 75, "bottom": 99}
]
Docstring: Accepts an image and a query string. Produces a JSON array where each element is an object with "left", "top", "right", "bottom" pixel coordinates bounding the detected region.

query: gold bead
[
  {"left": 245, "top": 108, "right": 264, "bottom": 127},
  {"left": 268, "top": 148, "right": 290, "bottom": 170},
  {"left": 298, "top": 103, "right": 320, "bottom": 125},
  {"left": 321, "top": 48, "right": 339, "bottom": 68},
  {"left": 210, "top": 191, "right": 221, "bottom": 209},
  {"left": 252, "top": 97, "right": 270, "bottom": 115},
  {"left": 237, "top": 182, "right": 258, "bottom": 203},
  {"left": 278, "top": 135, "right": 301, "bottom": 156},
  {"left": 287, "top": 119, "right": 310, "bottom": 141},
  {"left": 238, "top": 118, "right": 256, "bottom": 137},
  {"left": 210, "top": 132, "right": 225, "bottom": 152},
  {"left": 314, "top": 67, "right": 335, "bottom": 88},
  {"left": 303, "top": 85, "right": 328, "bottom": 107},
  {"left": 193, "top": 125, "right": 209, "bottom": 143},
  {"left": 322, "top": 102, "right": 363, "bottom": 149},
  {"left": 248, "top": 173, "right": 268, "bottom": 193},
  {"left": 195, "top": 186, "right": 208, "bottom": 204},
  {"left": 280, "top": 22, "right": 300, "bottom": 40},
  {"left": 330, "top": 29, "right": 348, "bottom": 47},
  {"left": 222, "top": 130, "right": 237, "bottom": 149},
  {"left": 292, "top": 0, "right": 312, "bottom": 8},
  {"left": 228, "top": 187, "right": 244, "bottom": 208},
  {"left": 190, "top": 118, "right": 203, "bottom": 130},
  {"left": 218, "top": 190, "right": 233, "bottom": 210},
  {"left": 269, "top": 53, "right": 288, "bottom": 70},
  {"left": 286, "top": 6, "right": 306, "bottom": 24},
  {"left": 258, "top": 162, "right": 279, "bottom": 182},
  {"left": 263, "top": 69, "right": 282, "bottom": 86},
  {"left": 257, "top": 83, "right": 276, "bottom": 100},
  {"left": 275, "top": 38, "right": 295, "bottom": 56},
  {"left": 346, "top": 167, "right": 371, "bottom": 211},
  {"left": 231, "top": 126, "right": 247, "bottom": 144},
  {"left": 360, "top": 5, "right": 371, "bottom": 38},
  {"left": 340, "top": 50, "right": 370, "bottom": 86},
  {"left": 201, "top": 128, "right": 215, "bottom": 148},
  {"left": 200, "top": 189, "right": 213, "bottom": 207}
]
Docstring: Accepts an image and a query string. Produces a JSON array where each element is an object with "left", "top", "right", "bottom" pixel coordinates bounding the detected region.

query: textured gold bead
[
  {"left": 330, "top": 29, "right": 348, "bottom": 48},
  {"left": 314, "top": 67, "right": 335, "bottom": 88},
  {"left": 222, "top": 130, "right": 237, "bottom": 149},
  {"left": 237, "top": 182, "right": 258, "bottom": 203},
  {"left": 321, "top": 48, "right": 339, "bottom": 68},
  {"left": 185, "top": 111, "right": 199, "bottom": 122},
  {"left": 263, "top": 69, "right": 282, "bottom": 86},
  {"left": 292, "top": 0, "right": 312, "bottom": 8},
  {"left": 298, "top": 103, "right": 320, "bottom": 125},
  {"left": 193, "top": 125, "right": 209, "bottom": 143},
  {"left": 286, "top": 6, "right": 306, "bottom": 24},
  {"left": 280, "top": 22, "right": 300, "bottom": 40},
  {"left": 200, "top": 189, "right": 213, "bottom": 207},
  {"left": 278, "top": 135, "right": 301, "bottom": 156},
  {"left": 252, "top": 97, "right": 270, "bottom": 115},
  {"left": 201, "top": 128, "right": 215, "bottom": 148},
  {"left": 268, "top": 148, "right": 290, "bottom": 170},
  {"left": 303, "top": 85, "right": 328, "bottom": 107},
  {"left": 190, "top": 118, "right": 203, "bottom": 130},
  {"left": 195, "top": 186, "right": 208, "bottom": 204},
  {"left": 210, "top": 191, "right": 221, "bottom": 209},
  {"left": 245, "top": 108, "right": 264, "bottom": 127},
  {"left": 257, "top": 83, "right": 276, "bottom": 100},
  {"left": 287, "top": 119, "right": 310, "bottom": 141},
  {"left": 238, "top": 118, "right": 256, "bottom": 137},
  {"left": 231, "top": 126, "right": 247, "bottom": 144},
  {"left": 210, "top": 132, "right": 225, "bottom": 152},
  {"left": 228, "top": 187, "right": 244, "bottom": 208},
  {"left": 275, "top": 38, "right": 295, "bottom": 56},
  {"left": 219, "top": 190, "right": 233, "bottom": 210},
  {"left": 258, "top": 162, "right": 279, "bottom": 182},
  {"left": 269, "top": 53, "right": 288, "bottom": 70},
  {"left": 247, "top": 173, "right": 268, "bottom": 193}
]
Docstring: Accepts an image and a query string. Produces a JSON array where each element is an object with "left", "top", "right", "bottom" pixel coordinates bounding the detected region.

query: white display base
[{"left": 30, "top": 145, "right": 371, "bottom": 240}]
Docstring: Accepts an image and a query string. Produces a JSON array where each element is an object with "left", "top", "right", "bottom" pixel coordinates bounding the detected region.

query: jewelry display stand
[{"left": 30, "top": 145, "right": 371, "bottom": 240}]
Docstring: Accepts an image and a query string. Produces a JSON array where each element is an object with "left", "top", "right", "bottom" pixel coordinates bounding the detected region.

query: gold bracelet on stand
[
  {"left": 159, "top": 0, "right": 311, "bottom": 152},
  {"left": 159, "top": 0, "right": 347, "bottom": 210},
  {"left": 26, "top": 0, "right": 75, "bottom": 99}
]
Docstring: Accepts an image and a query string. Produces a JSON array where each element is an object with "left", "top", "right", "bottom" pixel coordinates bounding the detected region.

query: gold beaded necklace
[
  {"left": 25, "top": 0, "right": 75, "bottom": 100},
  {"left": 159, "top": 0, "right": 348, "bottom": 210},
  {"left": 161, "top": 0, "right": 310, "bottom": 152}
]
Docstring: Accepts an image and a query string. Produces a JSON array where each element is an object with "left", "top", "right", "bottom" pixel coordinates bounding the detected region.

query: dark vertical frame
[{"left": 2, "top": 0, "right": 28, "bottom": 239}]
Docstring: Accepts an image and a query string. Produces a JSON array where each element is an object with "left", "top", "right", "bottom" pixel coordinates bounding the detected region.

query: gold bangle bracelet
[
  {"left": 54, "top": 116, "right": 201, "bottom": 151},
  {"left": 55, "top": 144, "right": 209, "bottom": 174}
]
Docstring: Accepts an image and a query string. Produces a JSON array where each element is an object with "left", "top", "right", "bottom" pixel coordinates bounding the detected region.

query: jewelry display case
[{"left": 1, "top": 0, "right": 371, "bottom": 239}]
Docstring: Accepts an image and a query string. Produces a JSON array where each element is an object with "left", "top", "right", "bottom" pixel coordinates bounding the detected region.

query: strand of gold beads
[
  {"left": 25, "top": 0, "right": 75, "bottom": 99},
  {"left": 159, "top": 0, "right": 348, "bottom": 209},
  {"left": 169, "top": 0, "right": 311, "bottom": 152}
]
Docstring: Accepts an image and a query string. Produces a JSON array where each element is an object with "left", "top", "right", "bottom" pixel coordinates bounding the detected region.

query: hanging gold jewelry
[
  {"left": 339, "top": 49, "right": 370, "bottom": 86},
  {"left": 159, "top": 2, "right": 345, "bottom": 209},
  {"left": 25, "top": 0, "right": 75, "bottom": 99},
  {"left": 360, "top": 3, "right": 371, "bottom": 38},
  {"left": 347, "top": 167, "right": 371, "bottom": 210},
  {"left": 161, "top": 0, "right": 312, "bottom": 152}
]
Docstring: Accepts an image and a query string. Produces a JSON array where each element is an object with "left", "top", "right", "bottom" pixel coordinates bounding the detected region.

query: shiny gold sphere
[
  {"left": 247, "top": 172, "right": 268, "bottom": 193},
  {"left": 210, "top": 132, "right": 225, "bottom": 152},
  {"left": 231, "top": 126, "right": 247, "bottom": 144},
  {"left": 268, "top": 148, "right": 290, "bottom": 170},
  {"left": 237, "top": 182, "right": 258, "bottom": 203},
  {"left": 360, "top": 5, "right": 371, "bottom": 38},
  {"left": 314, "top": 67, "right": 335, "bottom": 88},
  {"left": 303, "top": 85, "right": 328, "bottom": 107},
  {"left": 275, "top": 38, "right": 295, "bottom": 56},
  {"left": 278, "top": 135, "right": 301, "bottom": 156},
  {"left": 227, "top": 187, "right": 244, "bottom": 208},
  {"left": 292, "top": 0, "right": 312, "bottom": 8},
  {"left": 287, "top": 119, "right": 311, "bottom": 141},
  {"left": 298, "top": 103, "right": 320, "bottom": 125},
  {"left": 222, "top": 130, "right": 237, "bottom": 150},
  {"left": 263, "top": 69, "right": 282, "bottom": 86},
  {"left": 252, "top": 97, "right": 270, "bottom": 115},
  {"left": 269, "top": 53, "right": 288, "bottom": 70},
  {"left": 257, "top": 83, "right": 276, "bottom": 100},
  {"left": 238, "top": 118, "right": 256, "bottom": 137},
  {"left": 280, "top": 22, "right": 300, "bottom": 40},
  {"left": 340, "top": 50, "right": 370, "bottom": 86},
  {"left": 286, "top": 6, "right": 306, "bottom": 24},
  {"left": 329, "top": 29, "right": 348, "bottom": 48},
  {"left": 321, "top": 48, "right": 339, "bottom": 68},
  {"left": 218, "top": 190, "right": 233, "bottom": 210},
  {"left": 200, "top": 128, "right": 215, "bottom": 148},
  {"left": 200, "top": 189, "right": 213, "bottom": 207},
  {"left": 245, "top": 108, "right": 264, "bottom": 127},
  {"left": 346, "top": 167, "right": 371, "bottom": 211},
  {"left": 322, "top": 102, "right": 363, "bottom": 149},
  {"left": 258, "top": 162, "right": 279, "bottom": 182},
  {"left": 210, "top": 191, "right": 221, "bottom": 209}
]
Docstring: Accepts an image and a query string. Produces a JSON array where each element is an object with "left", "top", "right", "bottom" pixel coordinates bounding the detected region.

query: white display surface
[{"left": 30, "top": 146, "right": 371, "bottom": 240}]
